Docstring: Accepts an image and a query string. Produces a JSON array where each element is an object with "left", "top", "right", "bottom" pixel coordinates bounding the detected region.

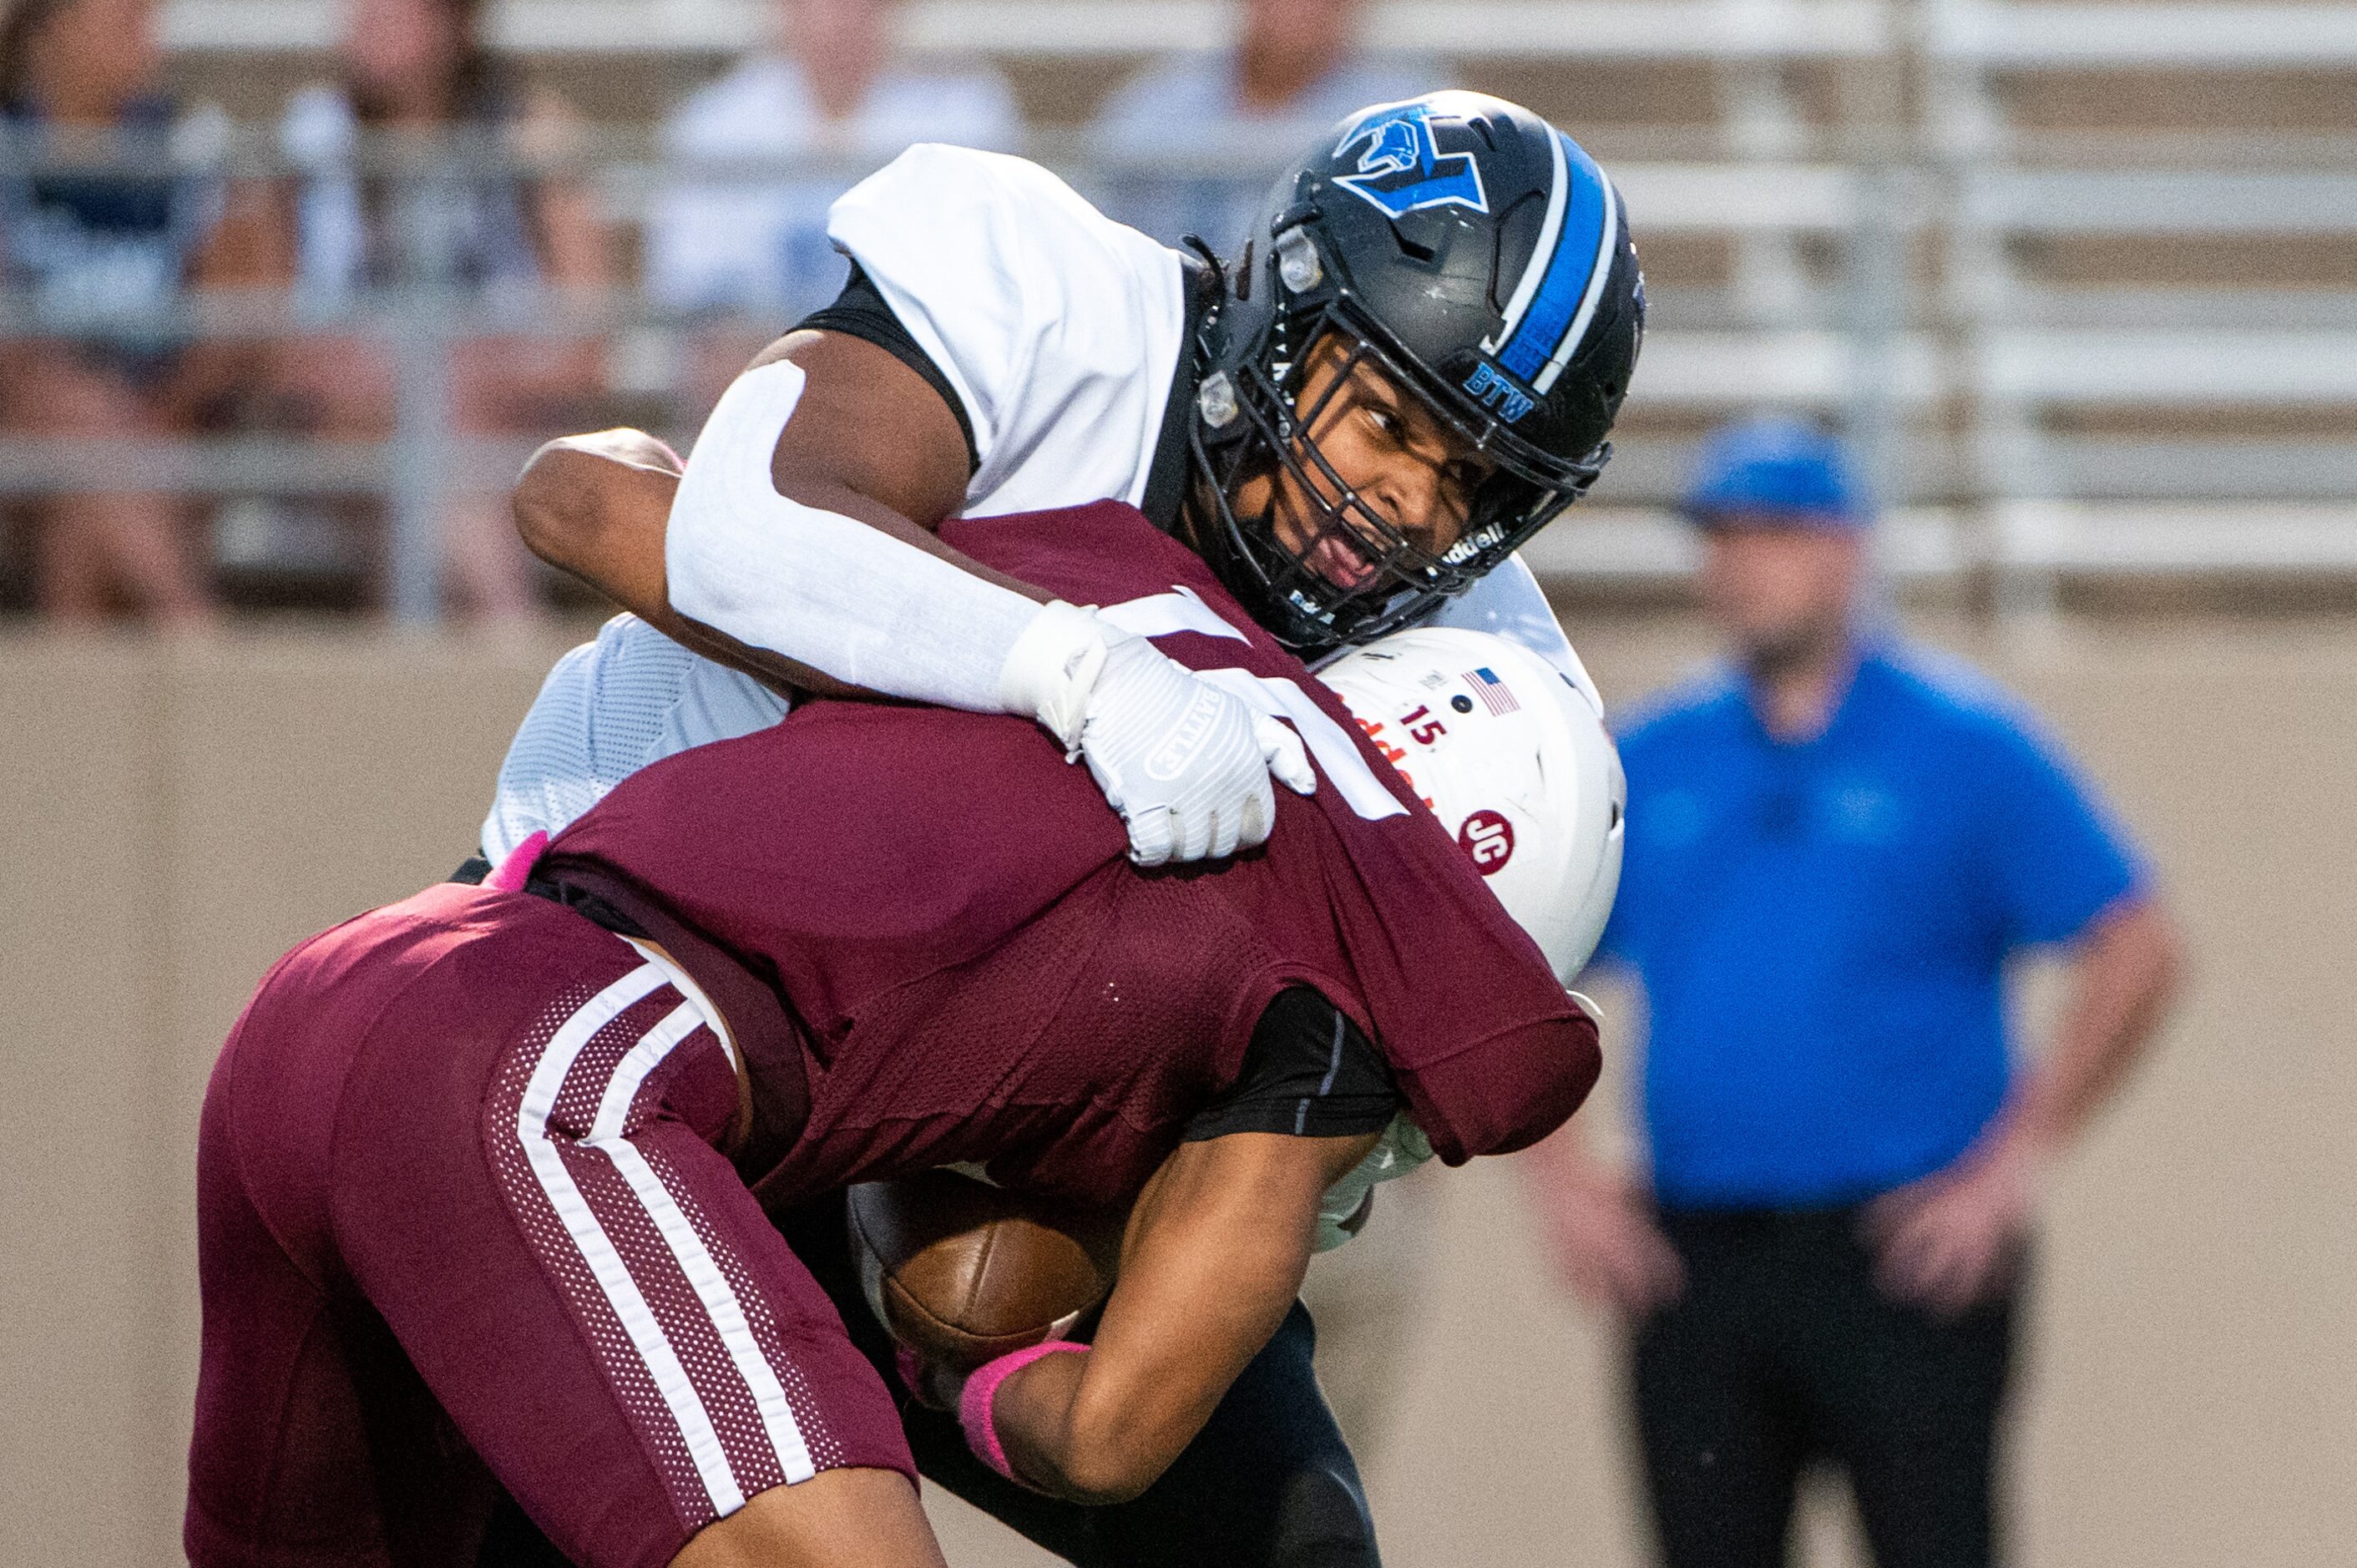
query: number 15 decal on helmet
[
  {"left": 1192, "top": 91, "right": 1646, "bottom": 655},
  {"left": 1323, "top": 627, "right": 1626, "bottom": 985}
]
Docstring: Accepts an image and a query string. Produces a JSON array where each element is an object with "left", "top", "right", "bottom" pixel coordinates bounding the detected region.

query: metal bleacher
[
  {"left": 53, "top": 0, "right": 2357, "bottom": 614},
  {"left": 1923, "top": 0, "right": 2357, "bottom": 608}
]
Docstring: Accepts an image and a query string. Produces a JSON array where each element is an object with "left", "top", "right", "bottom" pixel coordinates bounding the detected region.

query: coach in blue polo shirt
[{"left": 1535, "top": 418, "right": 2181, "bottom": 1568}]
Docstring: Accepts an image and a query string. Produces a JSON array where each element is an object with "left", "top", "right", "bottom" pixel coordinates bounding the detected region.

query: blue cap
[{"left": 1679, "top": 416, "right": 1869, "bottom": 530}]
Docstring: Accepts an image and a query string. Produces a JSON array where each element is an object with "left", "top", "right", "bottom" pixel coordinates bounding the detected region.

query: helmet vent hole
[
  {"left": 1451, "top": 694, "right": 1474, "bottom": 714},
  {"left": 1391, "top": 230, "right": 1437, "bottom": 263}
]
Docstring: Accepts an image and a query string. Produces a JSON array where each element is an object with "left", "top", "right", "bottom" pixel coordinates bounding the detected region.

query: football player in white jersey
[
  {"left": 463, "top": 90, "right": 1642, "bottom": 1566},
  {"left": 481, "top": 89, "right": 1643, "bottom": 876}
]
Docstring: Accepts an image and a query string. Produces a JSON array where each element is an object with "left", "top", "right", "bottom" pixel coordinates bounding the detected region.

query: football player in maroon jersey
[{"left": 188, "top": 504, "right": 1617, "bottom": 1568}]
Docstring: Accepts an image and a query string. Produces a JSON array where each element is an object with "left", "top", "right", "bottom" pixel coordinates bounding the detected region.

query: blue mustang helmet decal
[{"left": 1332, "top": 104, "right": 1491, "bottom": 220}]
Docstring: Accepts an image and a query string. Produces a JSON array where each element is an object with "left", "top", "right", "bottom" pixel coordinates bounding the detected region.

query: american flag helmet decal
[{"left": 1464, "top": 667, "right": 1521, "bottom": 716}]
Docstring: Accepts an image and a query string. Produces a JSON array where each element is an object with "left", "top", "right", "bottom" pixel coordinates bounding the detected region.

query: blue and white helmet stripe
[{"left": 1482, "top": 133, "right": 1621, "bottom": 397}]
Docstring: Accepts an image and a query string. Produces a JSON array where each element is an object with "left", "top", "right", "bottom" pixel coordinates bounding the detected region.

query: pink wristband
[{"left": 958, "top": 1340, "right": 1088, "bottom": 1485}]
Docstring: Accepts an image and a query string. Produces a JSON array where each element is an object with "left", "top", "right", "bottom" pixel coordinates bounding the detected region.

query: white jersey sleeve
[
  {"left": 827, "top": 144, "right": 1187, "bottom": 518},
  {"left": 479, "top": 615, "right": 790, "bottom": 862}
]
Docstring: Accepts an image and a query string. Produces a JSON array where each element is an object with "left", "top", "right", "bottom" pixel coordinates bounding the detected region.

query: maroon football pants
[{"left": 186, "top": 884, "right": 911, "bottom": 1568}]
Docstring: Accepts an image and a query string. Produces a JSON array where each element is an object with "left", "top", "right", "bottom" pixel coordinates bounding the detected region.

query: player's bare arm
[
  {"left": 508, "top": 331, "right": 1487, "bottom": 720},
  {"left": 976, "top": 1129, "right": 1381, "bottom": 1504},
  {"left": 513, "top": 428, "right": 835, "bottom": 699},
  {"left": 518, "top": 332, "right": 1034, "bottom": 610},
  {"left": 514, "top": 332, "right": 1039, "bottom": 701}
]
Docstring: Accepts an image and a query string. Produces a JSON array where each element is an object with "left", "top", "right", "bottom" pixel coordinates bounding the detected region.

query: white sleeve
[
  {"left": 664, "top": 359, "right": 1044, "bottom": 711},
  {"left": 1426, "top": 553, "right": 1606, "bottom": 714},
  {"left": 824, "top": 144, "right": 1186, "bottom": 515}
]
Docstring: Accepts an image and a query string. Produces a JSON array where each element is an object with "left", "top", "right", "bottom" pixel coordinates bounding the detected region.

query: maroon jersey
[{"left": 546, "top": 503, "right": 1596, "bottom": 1206}]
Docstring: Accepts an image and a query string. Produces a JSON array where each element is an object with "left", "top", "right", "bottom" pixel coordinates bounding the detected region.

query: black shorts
[{"left": 1631, "top": 1206, "right": 2019, "bottom": 1568}]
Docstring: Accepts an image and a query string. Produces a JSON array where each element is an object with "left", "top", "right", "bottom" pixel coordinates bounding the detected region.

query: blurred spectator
[
  {"left": 269, "top": 0, "right": 612, "bottom": 622},
  {"left": 647, "top": 0, "right": 1019, "bottom": 403},
  {"left": 1531, "top": 418, "right": 2182, "bottom": 1568},
  {"left": 1090, "top": 0, "right": 1438, "bottom": 251},
  {"left": 0, "top": 0, "right": 273, "bottom": 625}
]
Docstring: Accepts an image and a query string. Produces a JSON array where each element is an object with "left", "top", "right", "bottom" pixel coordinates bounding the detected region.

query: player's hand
[
  {"left": 1535, "top": 1161, "right": 1684, "bottom": 1317},
  {"left": 1862, "top": 1130, "right": 2043, "bottom": 1317},
  {"left": 1077, "top": 632, "right": 1316, "bottom": 866},
  {"left": 996, "top": 601, "right": 1317, "bottom": 865}
]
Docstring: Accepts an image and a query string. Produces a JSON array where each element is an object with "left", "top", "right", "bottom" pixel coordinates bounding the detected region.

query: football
[{"left": 847, "top": 1170, "right": 1125, "bottom": 1375}]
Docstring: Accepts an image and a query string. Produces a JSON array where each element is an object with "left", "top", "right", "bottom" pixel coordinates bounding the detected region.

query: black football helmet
[{"left": 1190, "top": 91, "right": 1646, "bottom": 653}]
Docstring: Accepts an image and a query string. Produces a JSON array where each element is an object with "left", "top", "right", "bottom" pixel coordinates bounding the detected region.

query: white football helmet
[{"left": 1319, "top": 626, "right": 1626, "bottom": 984}]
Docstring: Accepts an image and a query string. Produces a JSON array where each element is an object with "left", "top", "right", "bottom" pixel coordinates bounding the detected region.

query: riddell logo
[
  {"left": 1351, "top": 715, "right": 1437, "bottom": 810},
  {"left": 1458, "top": 809, "right": 1515, "bottom": 875}
]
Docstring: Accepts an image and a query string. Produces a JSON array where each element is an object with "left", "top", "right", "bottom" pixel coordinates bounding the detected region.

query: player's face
[
  {"left": 1701, "top": 522, "right": 1863, "bottom": 675},
  {"left": 786, "top": 0, "right": 889, "bottom": 83},
  {"left": 1242, "top": 0, "right": 1363, "bottom": 70},
  {"left": 25, "top": 0, "right": 160, "bottom": 114},
  {"left": 343, "top": 0, "right": 466, "bottom": 109},
  {"left": 1237, "top": 336, "right": 1497, "bottom": 594}
]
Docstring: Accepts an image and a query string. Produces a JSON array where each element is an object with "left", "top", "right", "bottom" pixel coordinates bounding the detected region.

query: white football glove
[
  {"left": 999, "top": 600, "right": 1317, "bottom": 866},
  {"left": 1315, "top": 1115, "right": 1434, "bottom": 1252}
]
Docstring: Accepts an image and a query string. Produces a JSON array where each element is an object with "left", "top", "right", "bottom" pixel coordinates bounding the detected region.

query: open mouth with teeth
[{"left": 1304, "top": 526, "right": 1382, "bottom": 592}]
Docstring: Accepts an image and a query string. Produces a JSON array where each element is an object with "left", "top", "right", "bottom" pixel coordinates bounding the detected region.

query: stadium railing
[
  {"left": 159, "top": 0, "right": 1895, "bottom": 60},
  {"left": 0, "top": 124, "right": 1915, "bottom": 617},
  {"left": 9, "top": 0, "right": 2353, "bottom": 618}
]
